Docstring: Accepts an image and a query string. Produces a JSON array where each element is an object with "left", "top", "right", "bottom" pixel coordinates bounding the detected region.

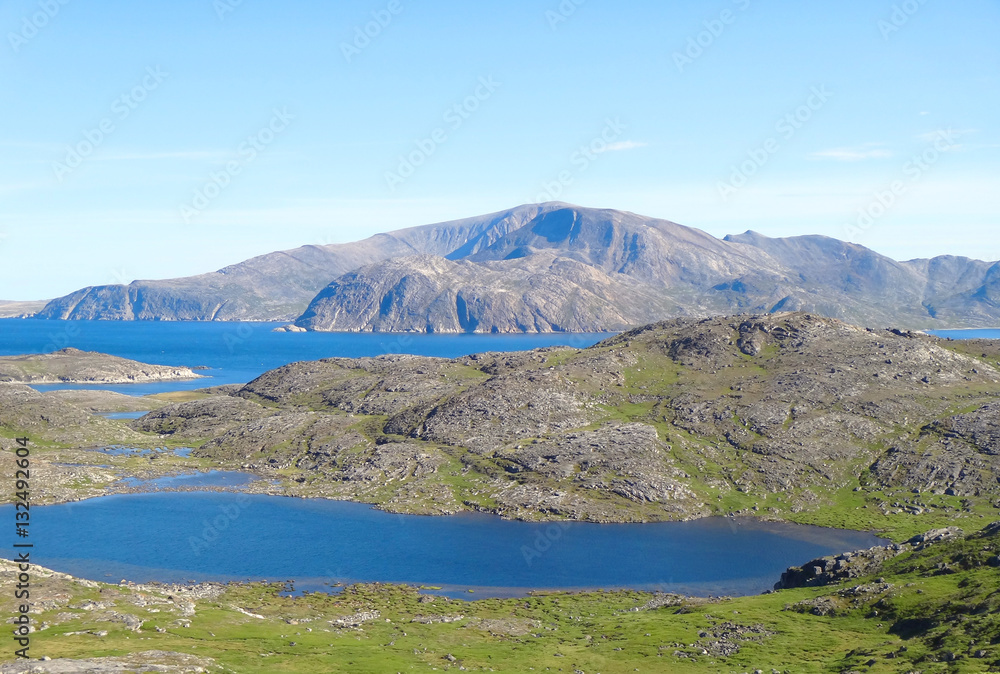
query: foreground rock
[
  {"left": 0, "top": 652, "right": 214, "bottom": 673},
  {"left": 3, "top": 312, "right": 999, "bottom": 528},
  {"left": 775, "top": 527, "right": 964, "bottom": 589},
  {"left": 118, "top": 312, "right": 1000, "bottom": 524},
  {"left": 0, "top": 348, "right": 203, "bottom": 384}
]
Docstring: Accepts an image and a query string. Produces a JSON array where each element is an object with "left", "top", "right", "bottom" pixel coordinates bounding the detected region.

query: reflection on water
[
  {"left": 96, "top": 411, "right": 149, "bottom": 420},
  {"left": 95, "top": 445, "right": 194, "bottom": 458},
  {"left": 118, "top": 470, "right": 260, "bottom": 489}
]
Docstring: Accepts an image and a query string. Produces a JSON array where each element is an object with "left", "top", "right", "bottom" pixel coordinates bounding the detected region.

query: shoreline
[
  {"left": 1, "top": 465, "right": 892, "bottom": 534},
  {"left": 0, "top": 555, "right": 736, "bottom": 602}
]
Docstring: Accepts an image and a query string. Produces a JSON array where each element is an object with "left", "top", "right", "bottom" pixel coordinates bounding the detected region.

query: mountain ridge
[{"left": 32, "top": 203, "right": 1000, "bottom": 330}]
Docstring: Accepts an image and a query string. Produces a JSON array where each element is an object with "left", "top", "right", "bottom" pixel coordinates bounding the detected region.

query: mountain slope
[
  {"left": 34, "top": 203, "right": 1000, "bottom": 329},
  {"left": 297, "top": 206, "right": 1000, "bottom": 332},
  {"left": 34, "top": 204, "right": 559, "bottom": 322},
  {"left": 294, "top": 253, "right": 687, "bottom": 333}
]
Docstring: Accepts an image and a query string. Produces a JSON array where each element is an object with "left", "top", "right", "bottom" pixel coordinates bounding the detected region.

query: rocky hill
[
  {"left": 32, "top": 203, "right": 1000, "bottom": 329},
  {"left": 0, "top": 348, "right": 203, "bottom": 384},
  {"left": 119, "top": 312, "right": 1000, "bottom": 529},
  {"left": 34, "top": 204, "right": 557, "bottom": 322}
]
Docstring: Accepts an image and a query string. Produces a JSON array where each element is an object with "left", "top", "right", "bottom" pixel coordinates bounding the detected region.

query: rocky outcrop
[
  {"left": 0, "top": 348, "right": 202, "bottom": 384},
  {"left": 112, "top": 311, "right": 1000, "bottom": 523},
  {"left": 0, "top": 383, "right": 146, "bottom": 445},
  {"left": 774, "top": 527, "right": 963, "bottom": 589},
  {"left": 0, "top": 652, "right": 214, "bottom": 673},
  {"left": 131, "top": 396, "right": 273, "bottom": 438}
]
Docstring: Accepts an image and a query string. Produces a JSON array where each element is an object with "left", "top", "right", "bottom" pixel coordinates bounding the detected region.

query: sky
[{"left": 1, "top": 0, "right": 998, "bottom": 301}]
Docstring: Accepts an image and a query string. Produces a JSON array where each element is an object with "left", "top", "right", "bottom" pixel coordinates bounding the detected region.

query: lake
[
  {"left": 0, "top": 319, "right": 613, "bottom": 394},
  {"left": 0, "top": 320, "right": 982, "bottom": 598},
  {"left": 0, "top": 493, "right": 886, "bottom": 599},
  {"left": 929, "top": 329, "right": 1000, "bottom": 340},
  {"left": 0, "top": 320, "right": 988, "bottom": 396}
]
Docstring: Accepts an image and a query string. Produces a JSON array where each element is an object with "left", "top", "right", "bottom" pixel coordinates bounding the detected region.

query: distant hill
[
  {"left": 0, "top": 300, "right": 48, "bottom": 318},
  {"left": 0, "top": 347, "right": 203, "bottom": 384},
  {"left": 34, "top": 203, "right": 1000, "bottom": 330},
  {"left": 35, "top": 204, "right": 556, "bottom": 322}
]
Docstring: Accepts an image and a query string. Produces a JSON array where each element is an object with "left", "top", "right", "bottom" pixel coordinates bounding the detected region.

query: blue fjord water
[
  {"left": 1, "top": 320, "right": 982, "bottom": 596},
  {"left": 0, "top": 494, "right": 886, "bottom": 598},
  {"left": 0, "top": 319, "right": 613, "bottom": 394}
]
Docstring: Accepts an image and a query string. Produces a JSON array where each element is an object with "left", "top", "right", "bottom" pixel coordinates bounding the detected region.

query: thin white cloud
[
  {"left": 92, "top": 150, "right": 229, "bottom": 162},
  {"left": 597, "top": 140, "right": 648, "bottom": 153},
  {"left": 914, "top": 128, "right": 984, "bottom": 152},
  {"left": 0, "top": 181, "right": 48, "bottom": 195},
  {"left": 916, "top": 128, "right": 977, "bottom": 143},
  {"left": 809, "top": 144, "right": 893, "bottom": 161}
]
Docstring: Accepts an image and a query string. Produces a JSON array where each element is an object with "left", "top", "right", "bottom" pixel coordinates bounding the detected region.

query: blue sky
[{"left": 1, "top": 0, "right": 997, "bottom": 300}]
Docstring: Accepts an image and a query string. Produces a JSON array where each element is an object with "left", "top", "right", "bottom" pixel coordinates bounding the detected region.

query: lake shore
[{"left": 3, "top": 519, "right": 997, "bottom": 672}]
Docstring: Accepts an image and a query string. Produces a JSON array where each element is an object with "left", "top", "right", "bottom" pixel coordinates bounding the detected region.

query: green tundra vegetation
[{"left": 2, "top": 313, "right": 1000, "bottom": 672}]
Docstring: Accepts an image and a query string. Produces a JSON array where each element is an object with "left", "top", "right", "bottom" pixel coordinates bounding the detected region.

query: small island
[{"left": 0, "top": 348, "right": 204, "bottom": 384}]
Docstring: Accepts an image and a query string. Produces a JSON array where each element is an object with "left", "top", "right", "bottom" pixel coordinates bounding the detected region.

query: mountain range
[{"left": 32, "top": 203, "right": 1000, "bottom": 330}]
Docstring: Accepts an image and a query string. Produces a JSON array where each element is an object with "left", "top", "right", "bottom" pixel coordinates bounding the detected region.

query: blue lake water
[
  {"left": 0, "top": 320, "right": 980, "bottom": 597},
  {"left": 0, "top": 494, "right": 886, "bottom": 599},
  {"left": 0, "top": 319, "right": 612, "bottom": 395},
  {"left": 928, "top": 329, "right": 1000, "bottom": 340},
  {"left": 97, "top": 411, "right": 148, "bottom": 420}
]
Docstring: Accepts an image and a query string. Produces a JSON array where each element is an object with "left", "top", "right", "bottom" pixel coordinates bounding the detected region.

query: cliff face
[
  {"left": 34, "top": 203, "right": 1000, "bottom": 329},
  {"left": 296, "top": 206, "right": 1000, "bottom": 332},
  {"left": 293, "top": 253, "right": 682, "bottom": 333}
]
